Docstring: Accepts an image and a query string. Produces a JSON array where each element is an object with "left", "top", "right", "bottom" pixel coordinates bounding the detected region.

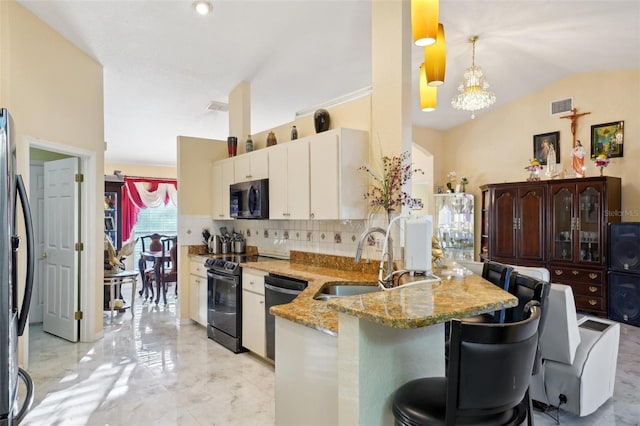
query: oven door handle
[
  {"left": 208, "top": 272, "right": 237, "bottom": 282},
  {"left": 265, "top": 283, "right": 302, "bottom": 296}
]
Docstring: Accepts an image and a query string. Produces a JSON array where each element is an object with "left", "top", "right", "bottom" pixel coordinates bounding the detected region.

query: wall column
[
  {"left": 371, "top": 0, "right": 413, "bottom": 158},
  {"left": 229, "top": 81, "right": 251, "bottom": 153}
]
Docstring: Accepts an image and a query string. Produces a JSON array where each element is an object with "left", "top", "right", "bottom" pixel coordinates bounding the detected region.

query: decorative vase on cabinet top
[
  {"left": 291, "top": 126, "right": 298, "bottom": 140},
  {"left": 314, "top": 109, "right": 330, "bottom": 133},
  {"left": 245, "top": 135, "right": 254, "bottom": 153},
  {"left": 267, "top": 131, "right": 277, "bottom": 147}
]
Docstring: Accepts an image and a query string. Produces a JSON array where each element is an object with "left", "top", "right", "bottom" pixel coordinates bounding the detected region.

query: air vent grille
[
  {"left": 550, "top": 98, "right": 573, "bottom": 116},
  {"left": 206, "top": 101, "right": 229, "bottom": 112}
]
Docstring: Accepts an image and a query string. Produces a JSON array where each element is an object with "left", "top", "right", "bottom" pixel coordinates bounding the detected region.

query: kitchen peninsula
[{"left": 243, "top": 254, "right": 518, "bottom": 426}]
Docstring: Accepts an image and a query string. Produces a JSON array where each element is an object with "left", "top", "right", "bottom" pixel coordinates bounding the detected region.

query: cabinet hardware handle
[
  {"left": 572, "top": 270, "right": 579, "bottom": 276},
  {"left": 310, "top": 213, "right": 315, "bottom": 219},
  {"left": 589, "top": 273, "right": 598, "bottom": 279},
  {"left": 588, "top": 299, "right": 597, "bottom": 306},
  {"left": 195, "top": 279, "right": 200, "bottom": 284},
  {"left": 518, "top": 218, "right": 522, "bottom": 230},
  {"left": 554, "top": 270, "right": 563, "bottom": 275},
  {"left": 589, "top": 286, "right": 598, "bottom": 293},
  {"left": 570, "top": 217, "right": 575, "bottom": 231},
  {"left": 513, "top": 217, "right": 518, "bottom": 230},
  {"left": 249, "top": 281, "right": 254, "bottom": 285},
  {"left": 576, "top": 220, "right": 580, "bottom": 231},
  {"left": 259, "top": 300, "right": 264, "bottom": 305}
]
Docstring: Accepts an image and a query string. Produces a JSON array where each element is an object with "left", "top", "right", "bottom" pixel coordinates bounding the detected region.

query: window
[{"left": 132, "top": 203, "right": 178, "bottom": 266}]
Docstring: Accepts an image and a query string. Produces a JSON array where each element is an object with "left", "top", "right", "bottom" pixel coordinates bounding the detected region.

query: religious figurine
[
  {"left": 546, "top": 143, "right": 557, "bottom": 178},
  {"left": 571, "top": 140, "right": 586, "bottom": 177}
]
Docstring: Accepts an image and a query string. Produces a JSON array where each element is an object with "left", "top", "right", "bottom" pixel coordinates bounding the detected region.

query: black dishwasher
[{"left": 264, "top": 273, "right": 308, "bottom": 361}]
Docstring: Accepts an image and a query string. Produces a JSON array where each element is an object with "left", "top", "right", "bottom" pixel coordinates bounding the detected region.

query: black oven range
[{"left": 205, "top": 256, "right": 253, "bottom": 353}]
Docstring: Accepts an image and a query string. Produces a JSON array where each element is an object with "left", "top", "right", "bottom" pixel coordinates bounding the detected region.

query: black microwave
[{"left": 230, "top": 179, "right": 269, "bottom": 219}]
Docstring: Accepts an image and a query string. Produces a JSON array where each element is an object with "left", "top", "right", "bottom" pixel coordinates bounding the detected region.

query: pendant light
[
  {"left": 419, "top": 64, "right": 437, "bottom": 112},
  {"left": 451, "top": 36, "right": 496, "bottom": 119},
  {"left": 424, "top": 23, "right": 446, "bottom": 86},
  {"left": 411, "top": 0, "right": 439, "bottom": 46}
]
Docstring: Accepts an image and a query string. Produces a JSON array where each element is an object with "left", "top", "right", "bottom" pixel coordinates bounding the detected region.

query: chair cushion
[
  {"left": 539, "top": 284, "right": 581, "bottom": 364},
  {"left": 392, "top": 377, "right": 525, "bottom": 426}
]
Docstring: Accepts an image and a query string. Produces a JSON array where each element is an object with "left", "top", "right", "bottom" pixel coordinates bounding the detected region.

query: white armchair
[{"left": 529, "top": 283, "right": 620, "bottom": 417}]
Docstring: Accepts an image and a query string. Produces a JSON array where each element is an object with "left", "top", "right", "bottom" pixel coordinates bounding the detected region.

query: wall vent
[
  {"left": 550, "top": 97, "right": 573, "bottom": 116},
  {"left": 206, "top": 100, "right": 229, "bottom": 112}
]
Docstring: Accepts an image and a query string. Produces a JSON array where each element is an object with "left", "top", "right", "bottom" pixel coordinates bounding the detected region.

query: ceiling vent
[
  {"left": 550, "top": 97, "right": 573, "bottom": 116},
  {"left": 206, "top": 100, "right": 229, "bottom": 112}
]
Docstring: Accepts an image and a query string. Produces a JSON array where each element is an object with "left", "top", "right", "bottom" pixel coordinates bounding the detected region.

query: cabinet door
[
  {"left": 198, "top": 276, "right": 208, "bottom": 325},
  {"left": 211, "top": 163, "right": 224, "bottom": 219},
  {"left": 250, "top": 149, "right": 269, "bottom": 180},
  {"left": 234, "top": 155, "right": 252, "bottom": 182},
  {"left": 268, "top": 144, "right": 289, "bottom": 219},
  {"left": 189, "top": 274, "right": 204, "bottom": 324},
  {"left": 576, "top": 182, "right": 604, "bottom": 265},
  {"left": 242, "top": 290, "right": 266, "bottom": 357},
  {"left": 492, "top": 186, "right": 518, "bottom": 261},
  {"left": 221, "top": 160, "right": 235, "bottom": 219},
  {"left": 287, "top": 141, "right": 310, "bottom": 219},
  {"left": 517, "top": 184, "right": 546, "bottom": 262},
  {"left": 309, "top": 135, "right": 339, "bottom": 219},
  {"left": 550, "top": 184, "right": 575, "bottom": 262}
]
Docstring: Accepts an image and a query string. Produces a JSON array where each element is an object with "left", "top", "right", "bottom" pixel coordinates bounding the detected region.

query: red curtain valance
[{"left": 122, "top": 177, "right": 178, "bottom": 241}]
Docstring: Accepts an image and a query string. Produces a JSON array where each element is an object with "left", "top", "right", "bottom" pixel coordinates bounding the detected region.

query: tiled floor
[{"left": 21, "top": 287, "right": 640, "bottom": 426}]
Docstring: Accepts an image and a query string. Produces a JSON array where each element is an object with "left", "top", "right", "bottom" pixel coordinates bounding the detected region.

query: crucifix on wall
[
  {"left": 560, "top": 107, "right": 591, "bottom": 148},
  {"left": 560, "top": 107, "right": 591, "bottom": 177}
]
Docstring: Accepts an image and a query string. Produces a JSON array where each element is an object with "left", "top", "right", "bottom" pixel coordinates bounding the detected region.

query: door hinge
[
  {"left": 74, "top": 311, "right": 83, "bottom": 320},
  {"left": 75, "top": 242, "right": 84, "bottom": 251},
  {"left": 75, "top": 173, "right": 84, "bottom": 182}
]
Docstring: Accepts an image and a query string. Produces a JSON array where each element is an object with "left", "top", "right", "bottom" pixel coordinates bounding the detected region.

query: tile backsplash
[{"left": 211, "top": 214, "right": 402, "bottom": 261}]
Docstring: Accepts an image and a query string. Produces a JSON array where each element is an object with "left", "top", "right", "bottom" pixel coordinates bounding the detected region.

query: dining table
[{"left": 139, "top": 250, "right": 172, "bottom": 304}]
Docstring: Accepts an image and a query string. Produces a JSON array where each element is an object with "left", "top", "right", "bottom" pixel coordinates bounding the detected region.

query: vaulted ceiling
[{"left": 18, "top": 0, "right": 640, "bottom": 166}]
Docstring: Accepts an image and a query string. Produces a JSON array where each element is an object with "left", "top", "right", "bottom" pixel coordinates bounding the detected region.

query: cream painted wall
[
  {"left": 2, "top": 1, "right": 105, "bottom": 354},
  {"left": 104, "top": 163, "right": 177, "bottom": 179},
  {"left": 247, "top": 95, "right": 371, "bottom": 154},
  {"left": 440, "top": 69, "right": 639, "bottom": 257}
]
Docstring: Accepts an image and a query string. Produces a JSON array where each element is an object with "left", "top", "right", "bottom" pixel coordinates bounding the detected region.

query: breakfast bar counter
[{"left": 242, "top": 255, "right": 518, "bottom": 426}]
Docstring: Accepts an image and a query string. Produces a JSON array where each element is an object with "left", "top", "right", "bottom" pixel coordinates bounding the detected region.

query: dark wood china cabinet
[{"left": 481, "top": 176, "right": 621, "bottom": 317}]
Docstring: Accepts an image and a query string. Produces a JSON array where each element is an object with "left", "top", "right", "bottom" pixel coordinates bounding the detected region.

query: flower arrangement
[
  {"left": 359, "top": 151, "right": 424, "bottom": 214},
  {"left": 445, "top": 172, "right": 469, "bottom": 193},
  {"left": 525, "top": 158, "right": 543, "bottom": 181},
  {"left": 525, "top": 158, "right": 544, "bottom": 172},
  {"left": 593, "top": 153, "right": 610, "bottom": 176}
]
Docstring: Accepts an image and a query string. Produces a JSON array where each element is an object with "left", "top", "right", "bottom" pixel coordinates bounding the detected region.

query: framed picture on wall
[
  {"left": 533, "top": 131, "right": 560, "bottom": 165},
  {"left": 591, "top": 121, "right": 624, "bottom": 158}
]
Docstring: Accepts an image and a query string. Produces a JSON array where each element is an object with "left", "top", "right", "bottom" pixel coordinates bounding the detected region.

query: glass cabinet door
[
  {"left": 551, "top": 186, "right": 574, "bottom": 262},
  {"left": 577, "top": 185, "right": 601, "bottom": 263},
  {"left": 105, "top": 190, "right": 118, "bottom": 248}
]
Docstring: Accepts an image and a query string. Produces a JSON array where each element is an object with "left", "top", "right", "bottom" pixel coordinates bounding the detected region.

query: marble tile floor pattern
[{"left": 21, "top": 286, "right": 640, "bottom": 426}]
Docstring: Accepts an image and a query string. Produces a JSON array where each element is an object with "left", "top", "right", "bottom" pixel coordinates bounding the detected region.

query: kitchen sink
[{"left": 314, "top": 282, "right": 381, "bottom": 301}]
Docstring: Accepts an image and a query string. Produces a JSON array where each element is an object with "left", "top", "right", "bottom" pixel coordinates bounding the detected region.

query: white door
[
  {"left": 28, "top": 162, "right": 45, "bottom": 324},
  {"left": 43, "top": 157, "right": 79, "bottom": 342}
]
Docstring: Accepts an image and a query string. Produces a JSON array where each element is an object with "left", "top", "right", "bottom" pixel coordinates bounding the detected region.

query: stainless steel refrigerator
[{"left": 0, "top": 108, "right": 35, "bottom": 424}]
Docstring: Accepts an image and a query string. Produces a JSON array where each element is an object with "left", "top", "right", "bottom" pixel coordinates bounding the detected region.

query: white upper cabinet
[
  {"left": 211, "top": 158, "right": 235, "bottom": 219},
  {"left": 268, "top": 141, "right": 310, "bottom": 219},
  {"left": 309, "top": 129, "right": 369, "bottom": 220},
  {"left": 234, "top": 149, "right": 269, "bottom": 182}
]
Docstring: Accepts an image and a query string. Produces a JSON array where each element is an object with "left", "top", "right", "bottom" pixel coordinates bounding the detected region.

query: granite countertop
[{"left": 239, "top": 259, "right": 518, "bottom": 335}]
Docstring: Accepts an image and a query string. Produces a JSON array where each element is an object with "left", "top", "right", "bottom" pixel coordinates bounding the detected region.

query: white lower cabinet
[
  {"left": 189, "top": 260, "right": 208, "bottom": 326},
  {"left": 242, "top": 268, "right": 267, "bottom": 357}
]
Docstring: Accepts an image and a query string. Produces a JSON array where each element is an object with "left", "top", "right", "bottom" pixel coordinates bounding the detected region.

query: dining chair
[
  {"left": 137, "top": 233, "right": 167, "bottom": 300},
  {"left": 393, "top": 302, "right": 541, "bottom": 426},
  {"left": 155, "top": 236, "right": 177, "bottom": 305}
]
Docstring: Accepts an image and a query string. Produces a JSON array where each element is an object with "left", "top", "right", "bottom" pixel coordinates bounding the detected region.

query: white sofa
[{"left": 529, "top": 283, "right": 620, "bottom": 417}]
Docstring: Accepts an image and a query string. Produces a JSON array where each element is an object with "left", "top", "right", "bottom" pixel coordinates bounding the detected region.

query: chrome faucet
[{"left": 355, "top": 227, "right": 394, "bottom": 287}]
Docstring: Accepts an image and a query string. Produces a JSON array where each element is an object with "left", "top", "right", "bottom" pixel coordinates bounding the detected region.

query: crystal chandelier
[{"left": 451, "top": 36, "right": 496, "bottom": 119}]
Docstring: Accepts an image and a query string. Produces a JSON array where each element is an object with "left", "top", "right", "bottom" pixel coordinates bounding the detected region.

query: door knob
[{"left": 41, "top": 253, "right": 48, "bottom": 259}]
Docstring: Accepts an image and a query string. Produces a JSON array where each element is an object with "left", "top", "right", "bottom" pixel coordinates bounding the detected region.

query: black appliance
[
  {"left": 230, "top": 179, "right": 269, "bottom": 219},
  {"left": 206, "top": 257, "right": 247, "bottom": 353},
  {"left": 608, "top": 223, "right": 640, "bottom": 326},
  {"left": 1, "top": 108, "right": 35, "bottom": 424},
  {"left": 264, "top": 273, "right": 308, "bottom": 361}
]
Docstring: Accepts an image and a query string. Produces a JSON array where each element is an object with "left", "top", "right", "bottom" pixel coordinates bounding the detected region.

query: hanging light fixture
[
  {"left": 424, "top": 23, "right": 446, "bottom": 86},
  {"left": 419, "top": 63, "right": 437, "bottom": 112},
  {"left": 451, "top": 36, "right": 496, "bottom": 119},
  {"left": 411, "top": 0, "right": 439, "bottom": 47}
]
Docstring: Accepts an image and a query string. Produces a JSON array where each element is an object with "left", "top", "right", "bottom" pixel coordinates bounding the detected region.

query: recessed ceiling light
[{"left": 193, "top": 1, "right": 213, "bottom": 16}]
